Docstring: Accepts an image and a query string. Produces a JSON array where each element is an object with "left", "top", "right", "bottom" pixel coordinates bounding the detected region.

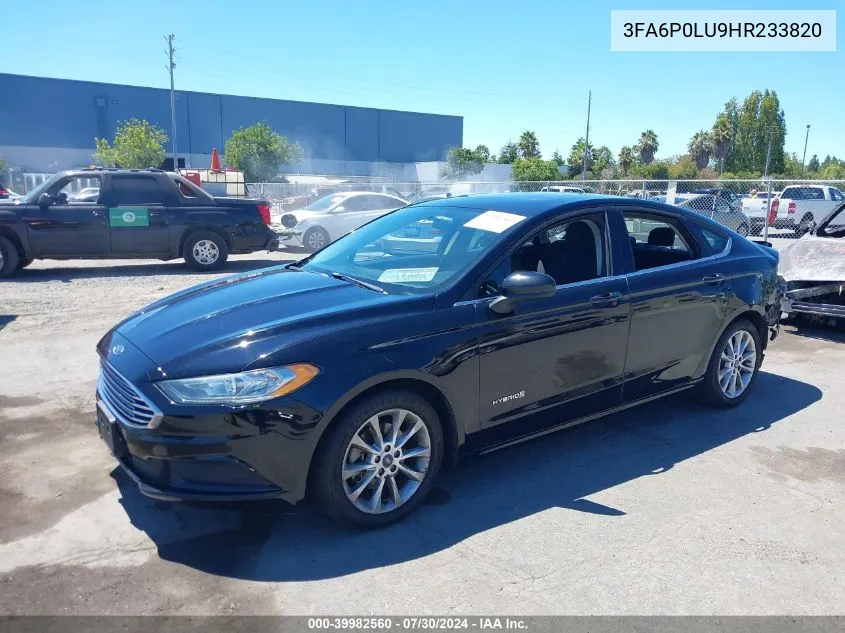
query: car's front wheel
[
  {"left": 736, "top": 223, "right": 749, "bottom": 237},
  {"left": 0, "top": 235, "right": 20, "bottom": 278},
  {"left": 312, "top": 390, "right": 444, "bottom": 528},
  {"left": 697, "top": 319, "right": 762, "bottom": 408}
]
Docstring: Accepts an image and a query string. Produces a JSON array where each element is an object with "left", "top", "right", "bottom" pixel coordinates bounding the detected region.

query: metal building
[{"left": 0, "top": 73, "right": 463, "bottom": 177}]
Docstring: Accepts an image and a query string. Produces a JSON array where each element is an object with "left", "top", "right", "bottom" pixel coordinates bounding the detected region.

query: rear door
[
  {"left": 102, "top": 174, "right": 171, "bottom": 255},
  {"left": 26, "top": 174, "right": 110, "bottom": 257},
  {"left": 612, "top": 208, "right": 730, "bottom": 402}
]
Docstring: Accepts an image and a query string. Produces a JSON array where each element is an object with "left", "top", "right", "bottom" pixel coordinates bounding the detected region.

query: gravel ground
[{"left": 1, "top": 254, "right": 844, "bottom": 616}]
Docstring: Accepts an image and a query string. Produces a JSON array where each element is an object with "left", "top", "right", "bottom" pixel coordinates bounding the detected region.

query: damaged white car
[{"left": 780, "top": 202, "right": 845, "bottom": 323}]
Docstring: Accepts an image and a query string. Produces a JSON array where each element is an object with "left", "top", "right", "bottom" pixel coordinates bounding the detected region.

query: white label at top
[{"left": 464, "top": 211, "right": 527, "bottom": 234}]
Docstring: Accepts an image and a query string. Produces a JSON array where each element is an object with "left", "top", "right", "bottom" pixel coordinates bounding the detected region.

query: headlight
[{"left": 156, "top": 364, "right": 319, "bottom": 405}]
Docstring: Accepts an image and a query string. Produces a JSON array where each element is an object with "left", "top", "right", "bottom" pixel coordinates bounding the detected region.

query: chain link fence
[{"left": 251, "top": 177, "right": 845, "bottom": 245}]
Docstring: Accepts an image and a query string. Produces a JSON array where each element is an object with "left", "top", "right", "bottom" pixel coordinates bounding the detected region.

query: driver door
[{"left": 26, "top": 175, "right": 110, "bottom": 257}]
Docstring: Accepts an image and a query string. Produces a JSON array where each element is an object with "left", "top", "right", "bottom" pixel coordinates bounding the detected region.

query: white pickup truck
[
  {"left": 768, "top": 184, "right": 845, "bottom": 236},
  {"left": 739, "top": 191, "right": 779, "bottom": 235}
]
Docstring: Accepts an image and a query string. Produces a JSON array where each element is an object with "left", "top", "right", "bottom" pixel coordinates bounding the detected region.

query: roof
[{"left": 417, "top": 192, "right": 618, "bottom": 216}]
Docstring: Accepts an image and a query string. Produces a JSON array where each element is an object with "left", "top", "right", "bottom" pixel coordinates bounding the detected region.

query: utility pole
[
  {"left": 763, "top": 133, "right": 773, "bottom": 179},
  {"left": 165, "top": 34, "right": 178, "bottom": 166},
  {"left": 582, "top": 90, "right": 591, "bottom": 181},
  {"left": 801, "top": 124, "right": 811, "bottom": 177}
]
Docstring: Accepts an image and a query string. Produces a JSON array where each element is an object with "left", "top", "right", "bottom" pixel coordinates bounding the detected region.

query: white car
[
  {"left": 768, "top": 185, "right": 845, "bottom": 236},
  {"left": 540, "top": 186, "right": 585, "bottom": 193},
  {"left": 279, "top": 191, "right": 407, "bottom": 251}
]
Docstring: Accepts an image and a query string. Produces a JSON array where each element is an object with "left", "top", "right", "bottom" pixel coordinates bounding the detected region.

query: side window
[
  {"left": 53, "top": 176, "right": 102, "bottom": 205},
  {"left": 805, "top": 188, "right": 825, "bottom": 200},
  {"left": 714, "top": 199, "right": 731, "bottom": 213},
  {"left": 337, "top": 196, "right": 363, "bottom": 212},
  {"left": 109, "top": 176, "right": 163, "bottom": 205},
  {"left": 623, "top": 212, "right": 697, "bottom": 272},
  {"left": 479, "top": 213, "right": 607, "bottom": 296},
  {"left": 698, "top": 227, "right": 729, "bottom": 253},
  {"left": 830, "top": 189, "right": 844, "bottom": 201}
]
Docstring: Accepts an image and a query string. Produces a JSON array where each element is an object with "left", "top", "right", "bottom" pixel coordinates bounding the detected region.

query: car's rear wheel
[
  {"left": 697, "top": 319, "right": 762, "bottom": 408},
  {"left": 0, "top": 235, "right": 20, "bottom": 278},
  {"left": 312, "top": 390, "right": 443, "bottom": 528},
  {"left": 304, "top": 226, "right": 330, "bottom": 252},
  {"left": 183, "top": 231, "right": 229, "bottom": 271}
]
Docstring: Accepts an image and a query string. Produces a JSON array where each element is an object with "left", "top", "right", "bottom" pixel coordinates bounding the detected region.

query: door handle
[
  {"left": 590, "top": 291, "right": 623, "bottom": 307},
  {"left": 92, "top": 210, "right": 105, "bottom": 216},
  {"left": 702, "top": 273, "right": 725, "bottom": 283}
]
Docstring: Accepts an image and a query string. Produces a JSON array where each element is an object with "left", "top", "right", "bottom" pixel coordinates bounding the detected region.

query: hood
[
  {"left": 112, "top": 266, "right": 427, "bottom": 377},
  {"left": 779, "top": 235, "right": 845, "bottom": 282}
]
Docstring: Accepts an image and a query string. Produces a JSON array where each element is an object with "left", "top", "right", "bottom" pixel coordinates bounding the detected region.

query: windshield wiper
[{"left": 330, "top": 272, "right": 386, "bottom": 294}]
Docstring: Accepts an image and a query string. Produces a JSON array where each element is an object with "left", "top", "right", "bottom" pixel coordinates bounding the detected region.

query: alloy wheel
[
  {"left": 718, "top": 329, "right": 756, "bottom": 398},
  {"left": 192, "top": 239, "right": 219, "bottom": 265},
  {"left": 307, "top": 230, "right": 327, "bottom": 250},
  {"left": 341, "top": 408, "right": 431, "bottom": 514}
]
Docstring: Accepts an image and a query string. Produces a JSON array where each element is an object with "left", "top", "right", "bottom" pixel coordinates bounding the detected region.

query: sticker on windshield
[
  {"left": 378, "top": 267, "right": 439, "bottom": 283},
  {"left": 463, "top": 210, "right": 526, "bottom": 233}
]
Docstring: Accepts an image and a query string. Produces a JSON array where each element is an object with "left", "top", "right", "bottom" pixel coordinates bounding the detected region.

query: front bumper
[
  {"left": 94, "top": 336, "right": 324, "bottom": 504},
  {"left": 782, "top": 282, "right": 845, "bottom": 319}
]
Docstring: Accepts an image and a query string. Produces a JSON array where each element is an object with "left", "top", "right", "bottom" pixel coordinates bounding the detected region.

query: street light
[{"left": 801, "top": 124, "right": 811, "bottom": 177}]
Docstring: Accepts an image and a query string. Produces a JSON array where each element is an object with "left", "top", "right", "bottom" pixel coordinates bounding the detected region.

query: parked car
[
  {"left": 739, "top": 191, "right": 780, "bottom": 235},
  {"left": 279, "top": 191, "right": 407, "bottom": 251},
  {"left": 673, "top": 194, "right": 751, "bottom": 236},
  {"left": 95, "top": 193, "right": 782, "bottom": 528},
  {"left": 768, "top": 184, "right": 845, "bottom": 236},
  {"left": 0, "top": 185, "right": 22, "bottom": 201},
  {"left": 780, "top": 202, "right": 845, "bottom": 322},
  {"left": 539, "top": 186, "right": 586, "bottom": 193},
  {"left": 690, "top": 188, "right": 742, "bottom": 210},
  {"left": 0, "top": 168, "right": 279, "bottom": 277}
]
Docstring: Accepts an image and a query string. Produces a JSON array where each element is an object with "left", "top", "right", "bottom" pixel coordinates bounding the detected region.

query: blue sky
[{"left": 2, "top": 0, "right": 842, "bottom": 161}]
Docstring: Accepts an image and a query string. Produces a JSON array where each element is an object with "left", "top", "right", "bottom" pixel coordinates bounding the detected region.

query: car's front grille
[{"left": 98, "top": 361, "right": 159, "bottom": 428}]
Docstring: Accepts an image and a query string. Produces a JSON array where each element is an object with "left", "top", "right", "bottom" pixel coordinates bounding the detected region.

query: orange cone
[{"left": 210, "top": 147, "right": 221, "bottom": 171}]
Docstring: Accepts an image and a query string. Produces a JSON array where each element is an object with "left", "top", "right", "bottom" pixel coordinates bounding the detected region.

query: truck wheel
[
  {"left": 311, "top": 389, "right": 444, "bottom": 528},
  {"left": 304, "top": 227, "right": 330, "bottom": 252},
  {"left": 795, "top": 214, "right": 813, "bottom": 237},
  {"left": 736, "top": 223, "right": 749, "bottom": 237},
  {"left": 0, "top": 236, "right": 20, "bottom": 278},
  {"left": 183, "top": 231, "right": 229, "bottom": 271}
]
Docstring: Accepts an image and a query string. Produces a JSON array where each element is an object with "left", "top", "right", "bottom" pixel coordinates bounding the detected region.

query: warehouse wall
[{"left": 0, "top": 73, "right": 463, "bottom": 172}]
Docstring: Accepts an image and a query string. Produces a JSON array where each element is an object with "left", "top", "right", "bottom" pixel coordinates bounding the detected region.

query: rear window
[{"left": 699, "top": 228, "right": 729, "bottom": 253}]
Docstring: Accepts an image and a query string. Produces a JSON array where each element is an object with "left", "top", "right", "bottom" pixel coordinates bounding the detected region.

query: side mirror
[
  {"left": 38, "top": 193, "right": 52, "bottom": 209},
  {"left": 489, "top": 271, "right": 557, "bottom": 315}
]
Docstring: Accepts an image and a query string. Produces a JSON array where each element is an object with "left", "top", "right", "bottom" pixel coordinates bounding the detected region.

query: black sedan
[{"left": 96, "top": 193, "right": 782, "bottom": 527}]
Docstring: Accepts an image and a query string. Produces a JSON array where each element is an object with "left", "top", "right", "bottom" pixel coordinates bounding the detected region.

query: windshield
[
  {"left": 299, "top": 205, "right": 528, "bottom": 293},
  {"left": 304, "top": 194, "right": 346, "bottom": 211}
]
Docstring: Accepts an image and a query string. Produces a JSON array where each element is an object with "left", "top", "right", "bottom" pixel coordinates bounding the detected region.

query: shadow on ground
[
  {"left": 0, "top": 315, "right": 17, "bottom": 332},
  {"left": 114, "top": 371, "right": 821, "bottom": 582},
  {"left": 2, "top": 258, "right": 289, "bottom": 282},
  {"left": 783, "top": 321, "right": 845, "bottom": 344}
]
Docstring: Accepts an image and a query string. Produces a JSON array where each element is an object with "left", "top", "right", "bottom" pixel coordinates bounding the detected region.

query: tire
[
  {"left": 303, "top": 226, "right": 330, "bottom": 252},
  {"left": 697, "top": 319, "right": 762, "bottom": 408},
  {"left": 311, "top": 389, "right": 444, "bottom": 528},
  {"left": 736, "top": 223, "right": 749, "bottom": 238},
  {"left": 795, "top": 214, "right": 813, "bottom": 238},
  {"left": 183, "top": 230, "right": 229, "bottom": 271},
  {"left": 17, "top": 258, "right": 33, "bottom": 270},
  {"left": 0, "top": 235, "right": 20, "bottom": 278}
]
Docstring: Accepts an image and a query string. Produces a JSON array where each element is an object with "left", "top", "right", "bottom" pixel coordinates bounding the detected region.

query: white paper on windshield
[
  {"left": 463, "top": 210, "right": 527, "bottom": 233},
  {"left": 378, "top": 267, "right": 439, "bottom": 283}
]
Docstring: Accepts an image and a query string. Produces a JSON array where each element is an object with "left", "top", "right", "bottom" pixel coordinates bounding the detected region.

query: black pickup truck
[{"left": 0, "top": 168, "right": 279, "bottom": 278}]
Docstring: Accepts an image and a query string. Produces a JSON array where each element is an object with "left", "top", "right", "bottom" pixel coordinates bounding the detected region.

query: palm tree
[
  {"left": 711, "top": 115, "right": 732, "bottom": 174},
  {"left": 637, "top": 130, "right": 659, "bottom": 164},
  {"left": 688, "top": 130, "right": 714, "bottom": 170},
  {"left": 618, "top": 146, "right": 635, "bottom": 176},
  {"left": 518, "top": 130, "right": 540, "bottom": 159}
]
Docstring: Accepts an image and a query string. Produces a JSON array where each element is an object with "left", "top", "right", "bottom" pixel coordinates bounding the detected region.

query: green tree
[
  {"left": 474, "top": 145, "right": 491, "bottom": 163},
  {"left": 630, "top": 161, "right": 670, "bottom": 180},
  {"left": 0, "top": 154, "right": 6, "bottom": 172},
  {"left": 592, "top": 146, "right": 615, "bottom": 175},
  {"left": 688, "top": 130, "right": 714, "bottom": 170},
  {"left": 807, "top": 154, "right": 820, "bottom": 173},
  {"left": 518, "top": 130, "right": 541, "bottom": 158},
  {"left": 441, "top": 147, "right": 484, "bottom": 179},
  {"left": 498, "top": 141, "right": 519, "bottom": 164},
  {"left": 551, "top": 150, "right": 565, "bottom": 167},
  {"left": 93, "top": 118, "right": 168, "bottom": 169},
  {"left": 224, "top": 122, "right": 303, "bottom": 182},
  {"left": 637, "top": 129, "right": 659, "bottom": 164},
  {"left": 820, "top": 163, "right": 845, "bottom": 180},
  {"left": 618, "top": 146, "right": 636, "bottom": 176},
  {"left": 669, "top": 155, "right": 698, "bottom": 180},
  {"left": 568, "top": 137, "right": 593, "bottom": 175},
  {"left": 711, "top": 114, "right": 733, "bottom": 174},
  {"left": 723, "top": 90, "right": 786, "bottom": 175},
  {"left": 511, "top": 157, "right": 561, "bottom": 182}
]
